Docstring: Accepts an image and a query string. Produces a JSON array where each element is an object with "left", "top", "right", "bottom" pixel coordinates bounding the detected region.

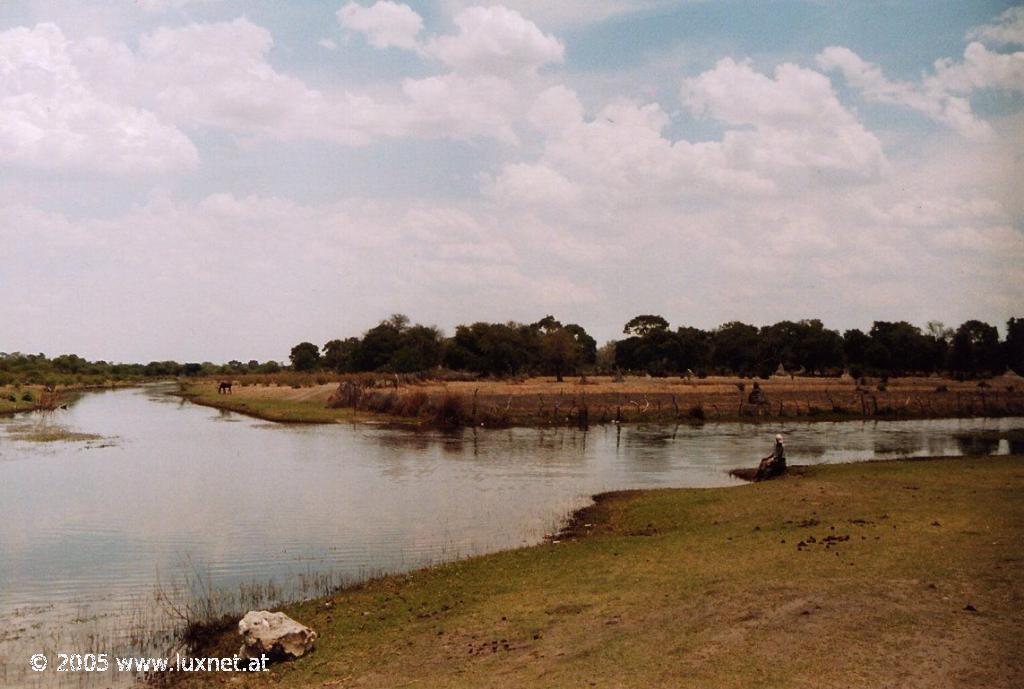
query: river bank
[
  {"left": 179, "top": 373, "right": 1024, "bottom": 428},
  {"left": 0, "top": 381, "right": 143, "bottom": 417},
  {"left": 165, "top": 453, "right": 1023, "bottom": 689}
]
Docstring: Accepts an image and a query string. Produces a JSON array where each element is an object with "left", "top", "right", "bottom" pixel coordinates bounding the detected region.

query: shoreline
[
  {"left": 163, "top": 452, "right": 1024, "bottom": 689},
  {"left": 0, "top": 380, "right": 146, "bottom": 418},
  {"left": 177, "top": 376, "right": 1024, "bottom": 430}
]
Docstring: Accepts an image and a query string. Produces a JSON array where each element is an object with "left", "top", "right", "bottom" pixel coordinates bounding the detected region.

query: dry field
[{"left": 186, "top": 373, "right": 1024, "bottom": 426}]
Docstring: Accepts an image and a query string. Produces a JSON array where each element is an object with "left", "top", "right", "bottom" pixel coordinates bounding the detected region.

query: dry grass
[{"left": 184, "top": 373, "right": 1024, "bottom": 427}]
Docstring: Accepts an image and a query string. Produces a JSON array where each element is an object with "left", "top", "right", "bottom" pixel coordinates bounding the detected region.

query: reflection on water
[{"left": 0, "top": 386, "right": 1021, "bottom": 687}]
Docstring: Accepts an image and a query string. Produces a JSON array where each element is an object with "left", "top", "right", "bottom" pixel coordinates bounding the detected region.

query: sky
[{"left": 1, "top": 1, "right": 1022, "bottom": 363}]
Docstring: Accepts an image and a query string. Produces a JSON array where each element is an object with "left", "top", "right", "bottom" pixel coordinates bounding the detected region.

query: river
[{"left": 1, "top": 385, "right": 1021, "bottom": 687}]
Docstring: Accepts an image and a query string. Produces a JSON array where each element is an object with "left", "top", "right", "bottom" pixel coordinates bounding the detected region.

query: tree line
[
  {"left": 4, "top": 314, "right": 1021, "bottom": 386},
  {"left": 0, "top": 352, "right": 283, "bottom": 387},
  {"left": 291, "top": 314, "right": 1024, "bottom": 380},
  {"left": 292, "top": 314, "right": 597, "bottom": 382}
]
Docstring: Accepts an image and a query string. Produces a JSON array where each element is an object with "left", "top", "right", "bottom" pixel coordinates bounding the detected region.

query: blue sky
[{"left": 1, "top": 1, "right": 1022, "bottom": 361}]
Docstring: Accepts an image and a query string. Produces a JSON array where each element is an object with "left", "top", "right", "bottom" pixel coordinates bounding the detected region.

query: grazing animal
[{"left": 218, "top": 380, "right": 233, "bottom": 395}]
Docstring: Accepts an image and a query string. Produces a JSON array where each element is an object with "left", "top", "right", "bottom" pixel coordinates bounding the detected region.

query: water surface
[{"left": 1, "top": 386, "right": 1021, "bottom": 686}]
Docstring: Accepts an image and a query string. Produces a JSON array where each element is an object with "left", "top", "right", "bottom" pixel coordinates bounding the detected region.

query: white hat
[{"left": 776, "top": 434, "right": 784, "bottom": 442}]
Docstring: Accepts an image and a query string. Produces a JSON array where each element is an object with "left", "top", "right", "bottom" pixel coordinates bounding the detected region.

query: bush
[
  {"left": 687, "top": 404, "right": 706, "bottom": 421},
  {"left": 398, "top": 391, "right": 429, "bottom": 417},
  {"left": 21, "top": 391, "right": 33, "bottom": 402},
  {"left": 432, "top": 393, "right": 465, "bottom": 428},
  {"left": 363, "top": 392, "right": 398, "bottom": 414}
]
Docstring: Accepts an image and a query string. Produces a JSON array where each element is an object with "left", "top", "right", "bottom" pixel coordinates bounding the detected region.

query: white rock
[{"left": 238, "top": 610, "right": 317, "bottom": 660}]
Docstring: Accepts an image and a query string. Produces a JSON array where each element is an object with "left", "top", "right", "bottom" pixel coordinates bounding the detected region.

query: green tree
[
  {"left": 323, "top": 338, "right": 360, "bottom": 372},
  {"left": 712, "top": 322, "right": 761, "bottom": 375},
  {"left": 389, "top": 325, "right": 444, "bottom": 372},
  {"left": 623, "top": 314, "right": 670, "bottom": 337},
  {"left": 950, "top": 320, "right": 1002, "bottom": 376},
  {"left": 289, "top": 342, "right": 321, "bottom": 371}
]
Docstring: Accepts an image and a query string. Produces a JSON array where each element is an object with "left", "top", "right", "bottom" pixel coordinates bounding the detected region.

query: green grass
[
  {"left": 170, "top": 455, "right": 1024, "bottom": 689},
  {"left": 0, "top": 395, "right": 36, "bottom": 415},
  {"left": 179, "top": 384, "right": 398, "bottom": 425}
]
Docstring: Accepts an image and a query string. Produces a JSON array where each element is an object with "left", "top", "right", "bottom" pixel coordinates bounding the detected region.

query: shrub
[
  {"left": 21, "top": 391, "right": 33, "bottom": 402},
  {"left": 364, "top": 392, "right": 398, "bottom": 414},
  {"left": 687, "top": 404, "right": 706, "bottom": 421},
  {"left": 398, "top": 391, "right": 429, "bottom": 417},
  {"left": 432, "top": 393, "right": 465, "bottom": 428}
]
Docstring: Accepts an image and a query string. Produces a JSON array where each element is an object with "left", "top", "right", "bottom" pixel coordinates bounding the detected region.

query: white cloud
[
  {"left": 818, "top": 39, "right": 1024, "bottom": 139},
  {"left": 401, "top": 73, "right": 523, "bottom": 143},
  {"left": 0, "top": 23, "right": 198, "bottom": 173},
  {"left": 134, "top": 16, "right": 570, "bottom": 146},
  {"left": 136, "top": 19, "right": 341, "bottom": 138},
  {"left": 47, "top": 17, "right": 530, "bottom": 148},
  {"left": 440, "top": 0, "right": 677, "bottom": 28},
  {"left": 527, "top": 85, "right": 584, "bottom": 132},
  {"left": 489, "top": 94, "right": 775, "bottom": 214},
  {"left": 318, "top": 38, "right": 338, "bottom": 51},
  {"left": 135, "top": 0, "right": 222, "bottom": 12},
  {"left": 967, "top": 6, "right": 1024, "bottom": 46},
  {"left": 682, "top": 58, "right": 886, "bottom": 179},
  {"left": 427, "top": 6, "right": 564, "bottom": 76},
  {"left": 491, "top": 59, "right": 889, "bottom": 216},
  {"left": 817, "top": 46, "right": 993, "bottom": 139},
  {"left": 337, "top": 1, "right": 423, "bottom": 51},
  {"left": 929, "top": 41, "right": 1024, "bottom": 93}
]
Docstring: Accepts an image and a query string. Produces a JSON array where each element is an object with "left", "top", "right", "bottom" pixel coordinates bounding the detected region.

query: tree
[
  {"left": 389, "top": 324, "right": 444, "bottom": 372},
  {"left": 950, "top": 320, "right": 1002, "bottom": 376},
  {"left": 712, "top": 322, "right": 761, "bottom": 375},
  {"left": 675, "top": 327, "right": 712, "bottom": 373},
  {"left": 540, "top": 328, "right": 579, "bottom": 382},
  {"left": 322, "top": 338, "right": 360, "bottom": 372},
  {"left": 867, "top": 321, "right": 940, "bottom": 374},
  {"left": 352, "top": 321, "right": 403, "bottom": 371},
  {"left": 623, "top": 315, "right": 670, "bottom": 337},
  {"left": 289, "top": 342, "right": 321, "bottom": 371},
  {"left": 1004, "top": 317, "right": 1024, "bottom": 374},
  {"left": 444, "top": 322, "right": 537, "bottom": 376},
  {"left": 596, "top": 341, "right": 617, "bottom": 372},
  {"left": 843, "top": 329, "right": 871, "bottom": 372}
]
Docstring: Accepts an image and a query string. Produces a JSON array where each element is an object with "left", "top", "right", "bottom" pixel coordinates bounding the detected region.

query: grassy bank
[
  {"left": 0, "top": 384, "right": 83, "bottom": 416},
  {"left": 168, "top": 454, "right": 1023, "bottom": 689},
  {"left": 0, "top": 381, "right": 150, "bottom": 417},
  {"left": 178, "top": 382, "right": 402, "bottom": 425},
  {"left": 180, "top": 373, "right": 1024, "bottom": 428}
]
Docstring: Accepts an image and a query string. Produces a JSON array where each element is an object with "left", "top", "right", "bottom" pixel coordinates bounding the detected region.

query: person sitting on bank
[{"left": 755, "top": 433, "right": 786, "bottom": 480}]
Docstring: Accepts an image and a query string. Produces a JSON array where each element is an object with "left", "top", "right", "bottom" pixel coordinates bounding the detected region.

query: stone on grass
[{"left": 238, "top": 610, "right": 317, "bottom": 660}]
